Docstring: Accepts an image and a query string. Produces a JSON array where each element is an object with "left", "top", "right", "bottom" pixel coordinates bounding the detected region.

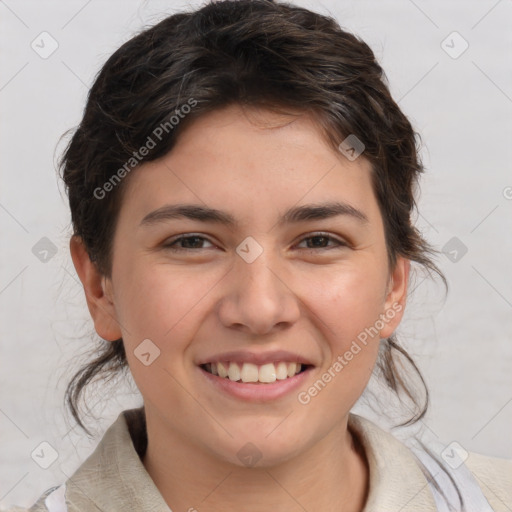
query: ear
[
  {"left": 379, "top": 257, "right": 410, "bottom": 338},
  {"left": 69, "top": 236, "right": 123, "bottom": 341}
]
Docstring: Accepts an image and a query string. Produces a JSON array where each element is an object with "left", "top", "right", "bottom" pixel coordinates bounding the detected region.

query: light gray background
[{"left": 1, "top": 0, "right": 511, "bottom": 508}]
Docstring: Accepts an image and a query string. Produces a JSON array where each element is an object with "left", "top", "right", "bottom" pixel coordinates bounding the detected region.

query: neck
[{"left": 142, "top": 412, "right": 369, "bottom": 512}]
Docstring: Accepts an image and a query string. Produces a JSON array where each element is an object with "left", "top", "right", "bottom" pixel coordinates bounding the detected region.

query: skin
[{"left": 71, "top": 104, "right": 409, "bottom": 512}]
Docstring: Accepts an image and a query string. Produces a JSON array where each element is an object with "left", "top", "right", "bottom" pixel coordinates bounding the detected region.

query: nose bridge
[
  {"left": 235, "top": 234, "right": 281, "bottom": 289},
  {"left": 218, "top": 239, "right": 300, "bottom": 334},
  {"left": 241, "top": 250, "right": 281, "bottom": 297}
]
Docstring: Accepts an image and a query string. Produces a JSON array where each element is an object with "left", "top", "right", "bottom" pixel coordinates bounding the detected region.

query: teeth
[
  {"left": 228, "top": 362, "right": 241, "bottom": 381},
  {"left": 287, "top": 362, "right": 297, "bottom": 377},
  {"left": 276, "top": 362, "right": 288, "bottom": 380},
  {"left": 259, "top": 363, "right": 277, "bottom": 383},
  {"left": 217, "top": 361, "right": 228, "bottom": 378},
  {"left": 205, "top": 361, "right": 304, "bottom": 383},
  {"left": 240, "top": 362, "right": 259, "bottom": 382}
]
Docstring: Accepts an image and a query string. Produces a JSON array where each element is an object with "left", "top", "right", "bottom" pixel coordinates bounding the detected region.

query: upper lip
[{"left": 196, "top": 350, "right": 315, "bottom": 367}]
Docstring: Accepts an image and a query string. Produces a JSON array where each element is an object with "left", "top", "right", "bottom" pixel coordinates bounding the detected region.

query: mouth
[
  {"left": 196, "top": 350, "right": 316, "bottom": 401},
  {"left": 200, "top": 361, "right": 312, "bottom": 384}
]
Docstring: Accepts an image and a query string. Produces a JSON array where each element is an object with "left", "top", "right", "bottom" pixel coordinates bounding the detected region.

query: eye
[
  {"left": 163, "top": 234, "right": 216, "bottom": 251},
  {"left": 162, "top": 232, "right": 348, "bottom": 253},
  {"left": 295, "top": 233, "right": 348, "bottom": 251}
]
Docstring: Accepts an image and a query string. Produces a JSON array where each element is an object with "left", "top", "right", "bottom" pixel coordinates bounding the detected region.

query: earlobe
[
  {"left": 69, "top": 236, "right": 123, "bottom": 341},
  {"left": 379, "top": 257, "right": 410, "bottom": 338}
]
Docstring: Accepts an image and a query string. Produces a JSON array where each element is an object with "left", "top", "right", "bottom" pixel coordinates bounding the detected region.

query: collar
[
  {"left": 63, "top": 407, "right": 437, "bottom": 511},
  {"left": 347, "top": 414, "right": 437, "bottom": 511}
]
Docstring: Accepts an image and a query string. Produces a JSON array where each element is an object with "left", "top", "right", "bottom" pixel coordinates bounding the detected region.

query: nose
[{"left": 216, "top": 247, "right": 301, "bottom": 336}]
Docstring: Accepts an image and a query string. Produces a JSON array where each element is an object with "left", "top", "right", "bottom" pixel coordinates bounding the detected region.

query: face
[{"left": 73, "top": 104, "right": 408, "bottom": 468}]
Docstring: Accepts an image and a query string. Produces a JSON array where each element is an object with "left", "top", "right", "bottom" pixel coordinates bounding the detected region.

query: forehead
[{"left": 118, "top": 104, "right": 378, "bottom": 225}]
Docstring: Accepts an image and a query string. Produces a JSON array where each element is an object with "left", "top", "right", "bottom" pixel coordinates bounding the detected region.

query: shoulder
[
  {"left": 465, "top": 451, "right": 512, "bottom": 512},
  {"left": 348, "top": 413, "right": 512, "bottom": 512}
]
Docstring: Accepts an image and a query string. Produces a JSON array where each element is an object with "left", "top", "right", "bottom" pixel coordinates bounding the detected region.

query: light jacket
[{"left": 3, "top": 407, "right": 511, "bottom": 511}]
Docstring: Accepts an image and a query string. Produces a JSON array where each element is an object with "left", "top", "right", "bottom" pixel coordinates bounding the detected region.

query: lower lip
[{"left": 198, "top": 366, "right": 314, "bottom": 402}]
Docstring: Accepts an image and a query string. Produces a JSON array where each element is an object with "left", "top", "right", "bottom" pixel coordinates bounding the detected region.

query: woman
[{"left": 5, "top": 0, "right": 510, "bottom": 510}]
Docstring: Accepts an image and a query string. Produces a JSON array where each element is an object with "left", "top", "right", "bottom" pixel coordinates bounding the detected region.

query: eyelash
[{"left": 163, "top": 233, "right": 348, "bottom": 252}]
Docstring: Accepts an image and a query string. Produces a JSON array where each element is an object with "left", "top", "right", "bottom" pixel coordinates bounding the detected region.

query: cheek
[
  {"left": 112, "top": 258, "right": 220, "bottom": 355},
  {"left": 298, "top": 261, "right": 387, "bottom": 398},
  {"left": 294, "top": 269, "right": 385, "bottom": 418},
  {"left": 306, "top": 262, "right": 388, "bottom": 347},
  {"left": 112, "top": 261, "right": 218, "bottom": 407}
]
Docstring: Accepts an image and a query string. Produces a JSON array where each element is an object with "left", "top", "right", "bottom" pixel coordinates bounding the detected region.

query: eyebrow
[{"left": 139, "top": 201, "right": 369, "bottom": 228}]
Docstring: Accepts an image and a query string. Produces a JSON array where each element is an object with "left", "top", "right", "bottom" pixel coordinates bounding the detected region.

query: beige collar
[
  {"left": 63, "top": 407, "right": 437, "bottom": 511},
  {"left": 348, "top": 414, "right": 437, "bottom": 511}
]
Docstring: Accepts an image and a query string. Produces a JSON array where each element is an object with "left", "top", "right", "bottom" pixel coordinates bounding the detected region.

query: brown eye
[
  {"left": 296, "top": 233, "right": 347, "bottom": 250},
  {"left": 164, "top": 235, "right": 215, "bottom": 251}
]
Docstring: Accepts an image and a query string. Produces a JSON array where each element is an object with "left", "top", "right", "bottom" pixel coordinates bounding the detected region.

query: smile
[{"left": 201, "top": 361, "right": 309, "bottom": 384}]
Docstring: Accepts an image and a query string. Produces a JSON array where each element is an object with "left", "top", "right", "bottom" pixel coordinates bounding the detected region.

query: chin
[{"left": 210, "top": 431, "right": 308, "bottom": 470}]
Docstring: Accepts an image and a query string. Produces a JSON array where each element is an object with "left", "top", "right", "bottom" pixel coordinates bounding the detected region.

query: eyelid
[
  {"left": 163, "top": 233, "right": 217, "bottom": 250},
  {"left": 294, "top": 232, "right": 349, "bottom": 249},
  {"left": 163, "top": 231, "right": 349, "bottom": 252}
]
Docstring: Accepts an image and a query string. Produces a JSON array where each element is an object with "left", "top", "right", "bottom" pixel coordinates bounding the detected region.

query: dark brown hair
[{"left": 61, "top": 0, "right": 446, "bottom": 439}]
